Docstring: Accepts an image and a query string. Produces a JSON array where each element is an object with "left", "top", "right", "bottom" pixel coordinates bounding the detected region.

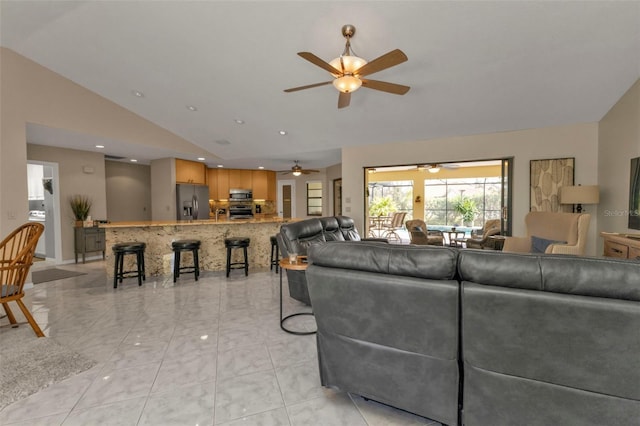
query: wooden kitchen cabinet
[
  {"left": 217, "top": 169, "right": 229, "bottom": 199},
  {"left": 175, "top": 159, "right": 206, "bottom": 184},
  {"left": 601, "top": 232, "right": 640, "bottom": 261},
  {"left": 228, "top": 169, "right": 252, "bottom": 189},
  {"left": 251, "top": 170, "right": 277, "bottom": 201},
  {"left": 252, "top": 170, "right": 268, "bottom": 199},
  {"left": 267, "top": 171, "right": 276, "bottom": 201},
  {"left": 207, "top": 168, "right": 218, "bottom": 199}
]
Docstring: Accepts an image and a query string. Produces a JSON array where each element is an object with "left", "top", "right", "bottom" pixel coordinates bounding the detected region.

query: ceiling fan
[
  {"left": 284, "top": 24, "right": 410, "bottom": 109},
  {"left": 419, "top": 163, "right": 460, "bottom": 174},
  {"left": 279, "top": 161, "right": 319, "bottom": 176}
]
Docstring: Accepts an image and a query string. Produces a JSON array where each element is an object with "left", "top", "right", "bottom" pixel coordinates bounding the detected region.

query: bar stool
[
  {"left": 172, "top": 239, "right": 201, "bottom": 282},
  {"left": 112, "top": 242, "right": 146, "bottom": 288},
  {"left": 270, "top": 235, "right": 279, "bottom": 273},
  {"left": 225, "top": 237, "right": 250, "bottom": 277}
]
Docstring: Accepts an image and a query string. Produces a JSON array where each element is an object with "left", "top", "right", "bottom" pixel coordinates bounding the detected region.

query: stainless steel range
[{"left": 228, "top": 204, "right": 254, "bottom": 220}]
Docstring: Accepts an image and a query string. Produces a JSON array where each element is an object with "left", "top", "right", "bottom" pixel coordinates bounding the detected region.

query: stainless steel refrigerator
[{"left": 176, "top": 184, "right": 210, "bottom": 220}]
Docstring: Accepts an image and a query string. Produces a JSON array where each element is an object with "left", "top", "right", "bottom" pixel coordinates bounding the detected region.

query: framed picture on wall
[
  {"left": 530, "top": 157, "right": 575, "bottom": 212},
  {"left": 629, "top": 157, "right": 640, "bottom": 230}
]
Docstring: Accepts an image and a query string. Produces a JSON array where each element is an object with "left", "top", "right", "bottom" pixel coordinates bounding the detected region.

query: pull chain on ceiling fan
[{"left": 284, "top": 25, "right": 410, "bottom": 109}]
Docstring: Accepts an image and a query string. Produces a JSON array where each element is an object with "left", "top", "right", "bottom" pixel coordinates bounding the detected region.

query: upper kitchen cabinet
[
  {"left": 175, "top": 159, "right": 206, "bottom": 184},
  {"left": 252, "top": 170, "right": 277, "bottom": 200},
  {"left": 228, "top": 169, "right": 252, "bottom": 189},
  {"left": 267, "top": 171, "right": 277, "bottom": 201},
  {"left": 216, "top": 169, "right": 229, "bottom": 199},
  {"left": 207, "top": 168, "right": 218, "bottom": 200}
]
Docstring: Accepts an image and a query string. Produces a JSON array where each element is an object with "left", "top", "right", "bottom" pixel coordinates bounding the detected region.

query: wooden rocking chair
[{"left": 1, "top": 222, "right": 45, "bottom": 337}]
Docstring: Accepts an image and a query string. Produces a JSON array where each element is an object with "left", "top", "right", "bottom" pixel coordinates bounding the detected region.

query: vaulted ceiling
[{"left": 2, "top": 1, "right": 639, "bottom": 171}]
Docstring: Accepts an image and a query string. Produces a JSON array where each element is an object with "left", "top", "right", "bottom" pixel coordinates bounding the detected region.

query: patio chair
[
  {"left": 382, "top": 212, "right": 407, "bottom": 241},
  {"left": 465, "top": 219, "right": 501, "bottom": 249},
  {"left": 405, "top": 219, "right": 444, "bottom": 246},
  {"left": 1, "top": 222, "right": 45, "bottom": 337}
]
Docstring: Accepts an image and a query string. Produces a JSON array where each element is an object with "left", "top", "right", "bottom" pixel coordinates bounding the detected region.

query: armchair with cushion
[
  {"left": 465, "top": 219, "right": 501, "bottom": 249},
  {"left": 406, "top": 219, "right": 444, "bottom": 246},
  {"left": 503, "top": 212, "right": 590, "bottom": 255}
]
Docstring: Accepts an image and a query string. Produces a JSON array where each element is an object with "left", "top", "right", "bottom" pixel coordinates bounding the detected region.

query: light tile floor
[{"left": 0, "top": 261, "right": 441, "bottom": 426}]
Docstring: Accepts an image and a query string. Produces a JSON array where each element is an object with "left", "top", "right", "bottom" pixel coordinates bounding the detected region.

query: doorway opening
[
  {"left": 27, "top": 161, "right": 62, "bottom": 265},
  {"left": 364, "top": 158, "right": 513, "bottom": 242},
  {"left": 277, "top": 180, "right": 296, "bottom": 219}
]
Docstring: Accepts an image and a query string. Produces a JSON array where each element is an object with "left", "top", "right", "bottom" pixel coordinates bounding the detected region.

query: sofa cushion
[
  {"left": 320, "top": 217, "right": 345, "bottom": 242},
  {"left": 531, "top": 235, "right": 566, "bottom": 253},
  {"left": 280, "top": 219, "right": 325, "bottom": 255},
  {"left": 309, "top": 241, "right": 458, "bottom": 280}
]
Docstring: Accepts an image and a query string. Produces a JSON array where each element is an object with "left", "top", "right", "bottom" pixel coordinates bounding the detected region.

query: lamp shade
[{"left": 560, "top": 185, "right": 600, "bottom": 205}]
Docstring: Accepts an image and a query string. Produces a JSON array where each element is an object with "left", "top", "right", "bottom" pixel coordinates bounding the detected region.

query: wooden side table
[
  {"left": 487, "top": 235, "right": 506, "bottom": 251},
  {"left": 279, "top": 256, "right": 316, "bottom": 335}
]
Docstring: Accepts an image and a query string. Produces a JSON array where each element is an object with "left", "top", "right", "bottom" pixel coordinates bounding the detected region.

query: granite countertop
[{"left": 101, "top": 217, "right": 290, "bottom": 228}]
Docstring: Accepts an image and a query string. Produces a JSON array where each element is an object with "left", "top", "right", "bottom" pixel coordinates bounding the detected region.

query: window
[
  {"left": 367, "top": 180, "right": 414, "bottom": 220},
  {"left": 307, "top": 181, "right": 322, "bottom": 216},
  {"left": 424, "top": 177, "right": 502, "bottom": 226}
]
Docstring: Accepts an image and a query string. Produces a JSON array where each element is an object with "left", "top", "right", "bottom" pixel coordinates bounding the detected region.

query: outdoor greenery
[
  {"left": 69, "top": 195, "right": 92, "bottom": 221},
  {"left": 369, "top": 196, "right": 397, "bottom": 217},
  {"left": 453, "top": 196, "right": 478, "bottom": 224}
]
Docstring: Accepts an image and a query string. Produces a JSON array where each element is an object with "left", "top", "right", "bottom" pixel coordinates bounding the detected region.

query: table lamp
[{"left": 560, "top": 185, "right": 600, "bottom": 213}]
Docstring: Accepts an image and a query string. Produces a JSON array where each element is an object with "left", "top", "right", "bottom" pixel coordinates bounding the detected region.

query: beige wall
[
  {"left": 0, "top": 48, "right": 210, "bottom": 238},
  {"left": 27, "top": 144, "right": 107, "bottom": 261},
  {"left": 105, "top": 161, "right": 152, "bottom": 222},
  {"left": 598, "top": 78, "right": 640, "bottom": 251},
  {"left": 150, "top": 158, "right": 177, "bottom": 221},
  {"left": 343, "top": 123, "right": 600, "bottom": 255}
]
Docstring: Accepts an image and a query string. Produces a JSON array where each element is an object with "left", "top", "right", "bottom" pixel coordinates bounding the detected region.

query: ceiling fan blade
[
  {"left": 361, "top": 79, "right": 410, "bottom": 95},
  {"left": 338, "top": 91, "right": 351, "bottom": 109},
  {"left": 284, "top": 81, "right": 332, "bottom": 93},
  {"left": 298, "top": 52, "right": 342, "bottom": 75},
  {"left": 302, "top": 169, "right": 320, "bottom": 174},
  {"left": 354, "top": 49, "right": 408, "bottom": 77}
]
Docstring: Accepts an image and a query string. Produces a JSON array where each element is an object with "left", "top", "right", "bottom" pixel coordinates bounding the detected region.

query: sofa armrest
[
  {"left": 547, "top": 243, "right": 581, "bottom": 255},
  {"left": 502, "top": 236, "right": 531, "bottom": 253}
]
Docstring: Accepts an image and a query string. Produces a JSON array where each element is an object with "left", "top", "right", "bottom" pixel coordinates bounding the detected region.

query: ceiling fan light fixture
[
  {"left": 333, "top": 75, "right": 362, "bottom": 93},
  {"left": 329, "top": 55, "right": 367, "bottom": 75},
  {"left": 428, "top": 165, "right": 441, "bottom": 173},
  {"left": 292, "top": 169, "right": 302, "bottom": 177}
]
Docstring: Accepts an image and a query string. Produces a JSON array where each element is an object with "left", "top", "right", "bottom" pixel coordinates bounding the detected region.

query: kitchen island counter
[{"left": 102, "top": 217, "right": 292, "bottom": 277}]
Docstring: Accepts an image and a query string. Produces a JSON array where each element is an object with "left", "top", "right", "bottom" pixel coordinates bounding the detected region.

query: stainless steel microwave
[{"left": 229, "top": 189, "right": 252, "bottom": 200}]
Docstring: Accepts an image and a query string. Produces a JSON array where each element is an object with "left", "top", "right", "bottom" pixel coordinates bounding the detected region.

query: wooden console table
[{"left": 600, "top": 232, "right": 640, "bottom": 260}]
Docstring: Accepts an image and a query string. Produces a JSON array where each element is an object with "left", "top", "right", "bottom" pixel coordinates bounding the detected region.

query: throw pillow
[{"left": 531, "top": 235, "right": 566, "bottom": 253}]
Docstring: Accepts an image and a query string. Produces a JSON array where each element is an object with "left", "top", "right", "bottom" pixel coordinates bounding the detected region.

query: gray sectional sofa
[
  {"left": 306, "top": 242, "right": 640, "bottom": 426},
  {"left": 277, "top": 216, "right": 386, "bottom": 304}
]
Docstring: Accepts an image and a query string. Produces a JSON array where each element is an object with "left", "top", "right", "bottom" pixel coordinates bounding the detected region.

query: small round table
[{"left": 279, "top": 256, "right": 316, "bottom": 335}]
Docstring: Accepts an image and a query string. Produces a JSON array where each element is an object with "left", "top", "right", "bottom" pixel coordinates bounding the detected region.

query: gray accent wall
[{"left": 105, "top": 160, "right": 152, "bottom": 222}]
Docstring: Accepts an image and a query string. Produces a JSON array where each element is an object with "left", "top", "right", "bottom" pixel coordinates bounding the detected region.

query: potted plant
[
  {"left": 453, "top": 196, "right": 477, "bottom": 226},
  {"left": 69, "top": 195, "right": 92, "bottom": 227},
  {"left": 369, "top": 196, "right": 397, "bottom": 217}
]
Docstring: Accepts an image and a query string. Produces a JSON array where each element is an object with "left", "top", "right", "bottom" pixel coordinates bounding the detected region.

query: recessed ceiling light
[
  {"left": 217, "top": 164, "right": 224, "bottom": 168},
  {"left": 95, "top": 145, "right": 104, "bottom": 149},
  {"left": 131, "top": 90, "right": 144, "bottom": 98},
  {"left": 197, "top": 157, "right": 205, "bottom": 161},
  {"left": 258, "top": 166, "right": 264, "bottom": 170},
  {"left": 234, "top": 119, "right": 245, "bottom": 124},
  {"left": 279, "top": 130, "right": 287, "bottom": 135},
  {"left": 130, "top": 159, "right": 138, "bottom": 162},
  {"left": 186, "top": 105, "right": 198, "bottom": 111}
]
